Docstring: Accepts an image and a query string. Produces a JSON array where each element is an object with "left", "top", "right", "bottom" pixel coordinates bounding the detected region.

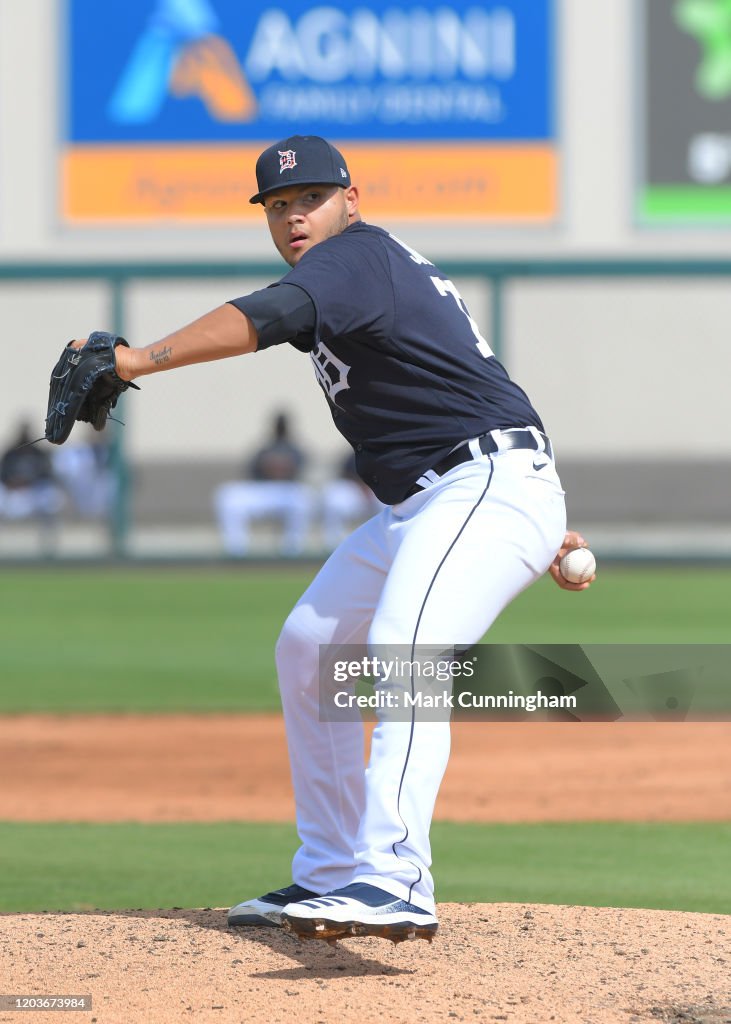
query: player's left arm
[
  {"left": 548, "top": 530, "right": 597, "bottom": 592},
  {"left": 72, "top": 304, "right": 257, "bottom": 381}
]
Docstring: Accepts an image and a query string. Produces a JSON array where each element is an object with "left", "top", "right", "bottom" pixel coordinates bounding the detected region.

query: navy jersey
[{"left": 253, "top": 222, "right": 543, "bottom": 504}]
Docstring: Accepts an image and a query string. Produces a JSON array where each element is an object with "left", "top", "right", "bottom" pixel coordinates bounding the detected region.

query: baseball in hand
[{"left": 559, "top": 547, "right": 596, "bottom": 584}]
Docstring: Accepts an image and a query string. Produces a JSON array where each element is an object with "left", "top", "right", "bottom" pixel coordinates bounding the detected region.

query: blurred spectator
[
  {"left": 0, "top": 421, "right": 64, "bottom": 524},
  {"left": 52, "top": 427, "right": 116, "bottom": 519},
  {"left": 320, "top": 451, "right": 384, "bottom": 550},
  {"left": 214, "top": 411, "right": 316, "bottom": 556}
]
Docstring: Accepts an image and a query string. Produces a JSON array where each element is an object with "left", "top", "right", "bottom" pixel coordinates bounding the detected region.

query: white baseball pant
[{"left": 274, "top": 443, "right": 567, "bottom": 912}]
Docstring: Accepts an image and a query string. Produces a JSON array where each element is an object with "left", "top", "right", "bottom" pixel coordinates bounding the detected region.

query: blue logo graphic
[{"left": 107, "top": 0, "right": 255, "bottom": 124}]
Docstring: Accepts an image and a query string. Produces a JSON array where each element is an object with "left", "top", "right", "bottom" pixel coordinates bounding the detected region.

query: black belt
[{"left": 405, "top": 428, "right": 552, "bottom": 499}]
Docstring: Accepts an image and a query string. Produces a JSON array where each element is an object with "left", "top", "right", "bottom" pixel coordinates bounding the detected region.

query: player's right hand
[{"left": 548, "top": 530, "right": 596, "bottom": 592}]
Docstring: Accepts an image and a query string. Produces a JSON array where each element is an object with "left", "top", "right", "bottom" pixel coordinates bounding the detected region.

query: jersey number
[{"left": 431, "top": 277, "right": 493, "bottom": 359}]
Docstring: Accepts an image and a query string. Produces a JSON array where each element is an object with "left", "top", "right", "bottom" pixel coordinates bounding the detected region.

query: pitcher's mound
[{"left": 2, "top": 903, "right": 729, "bottom": 1024}]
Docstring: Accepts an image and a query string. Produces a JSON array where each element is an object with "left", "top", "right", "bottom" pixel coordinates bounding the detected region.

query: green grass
[
  {"left": 0, "top": 821, "right": 727, "bottom": 915},
  {"left": 1, "top": 565, "right": 730, "bottom": 712},
  {"left": 434, "top": 822, "right": 731, "bottom": 913},
  {"left": 2, "top": 569, "right": 726, "bottom": 921},
  {"left": 0, "top": 568, "right": 313, "bottom": 712}
]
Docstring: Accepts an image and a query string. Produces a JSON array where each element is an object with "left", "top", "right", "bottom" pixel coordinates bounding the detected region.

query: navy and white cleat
[
  {"left": 281, "top": 882, "right": 438, "bottom": 944},
  {"left": 228, "top": 883, "right": 318, "bottom": 928}
]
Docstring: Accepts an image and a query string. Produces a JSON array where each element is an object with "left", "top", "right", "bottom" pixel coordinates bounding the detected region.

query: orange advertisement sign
[{"left": 61, "top": 144, "right": 557, "bottom": 223}]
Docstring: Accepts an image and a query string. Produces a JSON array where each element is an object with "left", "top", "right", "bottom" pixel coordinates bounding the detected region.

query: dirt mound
[{"left": 1, "top": 904, "right": 729, "bottom": 1024}]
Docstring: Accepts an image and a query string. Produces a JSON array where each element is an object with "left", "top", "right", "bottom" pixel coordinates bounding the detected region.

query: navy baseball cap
[{"left": 249, "top": 135, "right": 351, "bottom": 205}]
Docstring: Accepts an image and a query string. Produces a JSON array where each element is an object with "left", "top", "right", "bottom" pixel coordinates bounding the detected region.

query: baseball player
[{"left": 73, "top": 135, "right": 593, "bottom": 944}]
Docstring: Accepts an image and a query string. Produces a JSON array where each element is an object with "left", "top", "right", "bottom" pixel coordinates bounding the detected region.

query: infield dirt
[{"left": 1, "top": 717, "right": 729, "bottom": 822}]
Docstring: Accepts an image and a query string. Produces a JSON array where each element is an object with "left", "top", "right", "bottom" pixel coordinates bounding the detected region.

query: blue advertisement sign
[{"left": 68, "top": 0, "right": 554, "bottom": 142}]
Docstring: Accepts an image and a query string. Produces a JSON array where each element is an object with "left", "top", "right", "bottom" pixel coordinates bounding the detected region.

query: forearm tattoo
[{"left": 149, "top": 344, "right": 172, "bottom": 367}]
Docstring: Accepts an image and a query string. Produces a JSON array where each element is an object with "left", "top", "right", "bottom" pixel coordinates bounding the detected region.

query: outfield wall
[{"left": 1, "top": 0, "right": 730, "bottom": 548}]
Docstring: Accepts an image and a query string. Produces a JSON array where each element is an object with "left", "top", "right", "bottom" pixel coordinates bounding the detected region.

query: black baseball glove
[{"left": 45, "top": 332, "right": 140, "bottom": 445}]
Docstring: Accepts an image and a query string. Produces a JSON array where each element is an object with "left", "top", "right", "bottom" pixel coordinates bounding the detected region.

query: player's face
[{"left": 263, "top": 184, "right": 359, "bottom": 266}]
